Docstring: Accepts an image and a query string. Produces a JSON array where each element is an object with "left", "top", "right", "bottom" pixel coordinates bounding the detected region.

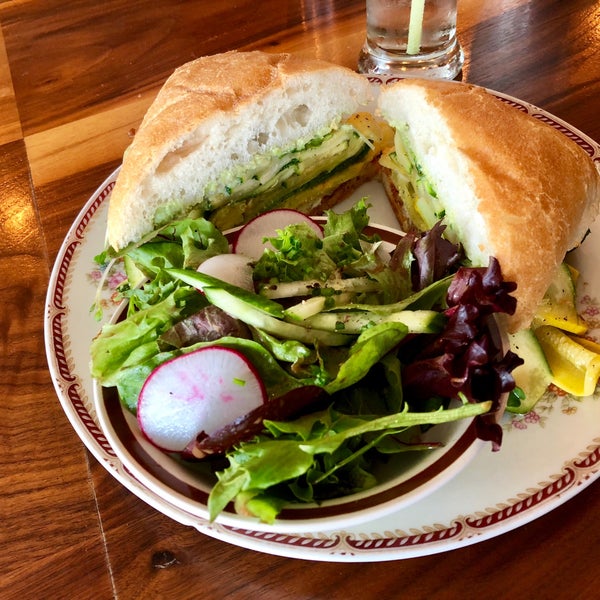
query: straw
[{"left": 407, "top": 0, "right": 425, "bottom": 55}]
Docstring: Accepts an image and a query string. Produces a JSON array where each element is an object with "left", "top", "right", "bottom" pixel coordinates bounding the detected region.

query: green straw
[{"left": 407, "top": 0, "right": 425, "bottom": 55}]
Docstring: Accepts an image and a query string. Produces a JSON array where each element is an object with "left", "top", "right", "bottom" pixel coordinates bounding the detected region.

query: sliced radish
[
  {"left": 197, "top": 254, "right": 254, "bottom": 291},
  {"left": 233, "top": 209, "right": 323, "bottom": 260},
  {"left": 137, "top": 347, "right": 266, "bottom": 453}
]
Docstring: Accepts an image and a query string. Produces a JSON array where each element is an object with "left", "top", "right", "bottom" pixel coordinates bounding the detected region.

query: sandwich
[
  {"left": 106, "top": 50, "right": 391, "bottom": 252},
  {"left": 376, "top": 79, "right": 600, "bottom": 332}
]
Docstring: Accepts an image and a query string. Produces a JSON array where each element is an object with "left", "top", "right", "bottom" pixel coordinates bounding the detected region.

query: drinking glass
[{"left": 358, "top": 0, "right": 464, "bottom": 79}]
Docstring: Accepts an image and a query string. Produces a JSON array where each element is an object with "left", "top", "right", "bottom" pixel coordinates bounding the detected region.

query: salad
[{"left": 91, "top": 200, "right": 520, "bottom": 523}]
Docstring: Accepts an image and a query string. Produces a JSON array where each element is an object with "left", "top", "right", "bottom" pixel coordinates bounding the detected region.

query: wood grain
[
  {"left": 0, "top": 27, "right": 21, "bottom": 144},
  {"left": 2, "top": 1, "right": 599, "bottom": 598},
  {"left": 0, "top": 140, "right": 113, "bottom": 599}
]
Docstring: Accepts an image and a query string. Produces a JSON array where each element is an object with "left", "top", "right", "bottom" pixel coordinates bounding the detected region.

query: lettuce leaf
[
  {"left": 90, "top": 286, "right": 200, "bottom": 386},
  {"left": 208, "top": 400, "right": 492, "bottom": 522}
]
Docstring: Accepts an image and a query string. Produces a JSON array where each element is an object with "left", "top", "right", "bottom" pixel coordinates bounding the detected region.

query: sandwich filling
[
  {"left": 152, "top": 112, "right": 390, "bottom": 232},
  {"left": 379, "top": 126, "right": 455, "bottom": 242}
]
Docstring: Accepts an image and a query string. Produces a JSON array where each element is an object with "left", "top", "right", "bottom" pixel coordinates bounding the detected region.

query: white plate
[{"left": 44, "top": 88, "right": 600, "bottom": 561}]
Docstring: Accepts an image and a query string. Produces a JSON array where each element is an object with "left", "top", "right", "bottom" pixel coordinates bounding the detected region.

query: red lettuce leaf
[
  {"left": 401, "top": 257, "right": 523, "bottom": 450},
  {"left": 411, "top": 221, "right": 464, "bottom": 291}
]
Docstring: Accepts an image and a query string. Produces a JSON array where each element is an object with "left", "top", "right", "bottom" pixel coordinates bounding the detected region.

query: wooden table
[{"left": 2, "top": 1, "right": 599, "bottom": 597}]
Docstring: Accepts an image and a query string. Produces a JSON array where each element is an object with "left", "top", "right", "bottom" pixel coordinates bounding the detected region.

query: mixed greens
[{"left": 91, "top": 200, "right": 521, "bottom": 522}]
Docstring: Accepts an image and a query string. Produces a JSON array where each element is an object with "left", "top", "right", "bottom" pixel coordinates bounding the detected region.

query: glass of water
[{"left": 358, "top": 0, "right": 464, "bottom": 79}]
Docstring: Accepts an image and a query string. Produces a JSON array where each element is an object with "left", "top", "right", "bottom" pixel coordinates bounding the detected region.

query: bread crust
[
  {"left": 378, "top": 79, "right": 600, "bottom": 331},
  {"left": 107, "top": 51, "right": 372, "bottom": 250}
]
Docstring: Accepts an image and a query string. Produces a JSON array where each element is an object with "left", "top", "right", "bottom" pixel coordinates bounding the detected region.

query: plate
[
  {"left": 44, "top": 88, "right": 600, "bottom": 561},
  {"left": 92, "top": 219, "right": 490, "bottom": 534}
]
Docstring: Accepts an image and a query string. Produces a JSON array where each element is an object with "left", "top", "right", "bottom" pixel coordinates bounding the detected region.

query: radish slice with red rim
[
  {"left": 233, "top": 209, "right": 323, "bottom": 260},
  {"left": 137, "top": 347, "right": 266, "bottom": 453}
]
